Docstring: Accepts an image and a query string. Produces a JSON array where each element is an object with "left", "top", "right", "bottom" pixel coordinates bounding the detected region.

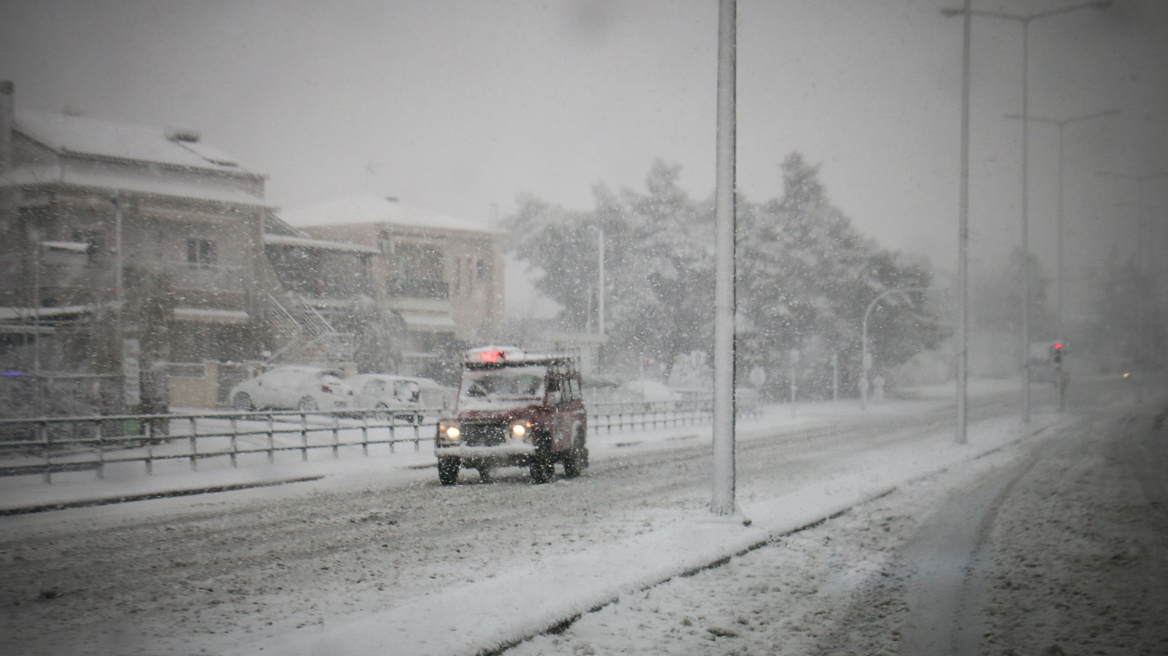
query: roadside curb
[{"left": 0, "top": 475, "right": 324, "bottom": 516}]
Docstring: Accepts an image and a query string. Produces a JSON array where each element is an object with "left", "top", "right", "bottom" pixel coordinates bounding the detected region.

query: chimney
[
  {"left": 0, "top": 80, "right": 14, "bottom": 173},
  {"left": 165, "top": 126, "right": 201, "bottom": 143}
]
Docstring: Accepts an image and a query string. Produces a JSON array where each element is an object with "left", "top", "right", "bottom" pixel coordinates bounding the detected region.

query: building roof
[
  {"left": 263, "top": 233, "right": 381, "bottom": 254},
  {"left": 0, "top": 164, "right": 271, "bottom": 207},
  {"left": 282, "top": 195, "right": 497, "bottom": 235},
  {"left": 14, "top": 109, "right": 262, "bottom": 176}
]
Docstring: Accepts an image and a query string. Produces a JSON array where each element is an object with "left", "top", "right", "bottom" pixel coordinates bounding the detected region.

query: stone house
[
  {"left": 0, "top": 81, "right": 272, "bottom": 413},
  {"left": 276, "top": 195, "right": 505, "bottom": 381}
]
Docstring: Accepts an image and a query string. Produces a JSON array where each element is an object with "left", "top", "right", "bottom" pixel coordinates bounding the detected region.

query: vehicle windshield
[{"left": 458, "top": 365, "right": 547, "bottom": 409}]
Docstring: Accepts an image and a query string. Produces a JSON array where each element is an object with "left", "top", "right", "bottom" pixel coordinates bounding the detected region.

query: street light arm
[
  {"left": 1004, "top": 113, "right": 1060, "bottom": 125},
  {"left": 1005, "top": 107, "right": 1120, "bottom": 126},
  {"left": 1066, "top": 107, "right": 1121, "bottom": 124},
  {"left": 1027, "top": 1, "right": 1112, "bottom": 21},
  {"left": 1098, "top": 170, "right": 1168, "bottom": 183},
  {"left": 942, "top": 1, "right": 1111, "bottom": 22}
]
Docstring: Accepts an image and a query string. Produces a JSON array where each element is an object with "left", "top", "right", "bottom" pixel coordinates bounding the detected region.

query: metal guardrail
[
  {"left": 0, "top": 397, "right": 753, "bottom": 484},
  {"left": 0, "top": 408, "right": 433, "bottom": 484},
  {"left": 588, "top": 398, "right": 715, "bottom": 434}
]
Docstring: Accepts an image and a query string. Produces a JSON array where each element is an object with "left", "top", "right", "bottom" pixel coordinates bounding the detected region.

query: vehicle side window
[
  {"left": 568, "top": 377, "right": 581, "bottom": 402},
  {"left": 395, "top": 380, "right": 420, "bottom": 403},
  {"left": 546, "top": 377, "right": 562, "bottom": 405}
]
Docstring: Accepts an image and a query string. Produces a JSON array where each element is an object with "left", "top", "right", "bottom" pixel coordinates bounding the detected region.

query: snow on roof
[
  {"left": 40, "top": 241, "right": 90, "bottom": 253},
  {"left": 0, "top": 164, "right": 272, "bottom": 207},
  {"left": 282, "top": 195, "right": 497, "bottom": 234},
  {"left": 263, "top": 233, "right": 381, "bottom": 254},
  {"left": 0, "top": 304, "right": 99, "bottom": 321},
  {"left": 14, "top": 109, "right": 261, "bottom": 176}
]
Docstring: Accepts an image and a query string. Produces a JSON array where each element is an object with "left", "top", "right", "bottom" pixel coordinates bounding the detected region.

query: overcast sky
[{"left": 2, "top": 0, "right": 1166, "bottom": 313}]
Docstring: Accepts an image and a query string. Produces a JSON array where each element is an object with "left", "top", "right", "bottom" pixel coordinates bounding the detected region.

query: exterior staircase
[{"left": 263, "top": 292, "right": 355, "bottom": 366}]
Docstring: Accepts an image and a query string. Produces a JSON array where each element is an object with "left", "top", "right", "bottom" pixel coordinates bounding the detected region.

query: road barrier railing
[
  {"left": 0, "top": 408, "right": 435, "bottom": 484},
  {"left": 587, "top": 398, "right": 716, "bottom": 434},
  {"left": 0, "top": 397, "right": 754, "bottom": 483}
]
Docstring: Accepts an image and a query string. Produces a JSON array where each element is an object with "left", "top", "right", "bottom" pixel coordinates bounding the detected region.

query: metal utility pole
[
  {"left": 941, "top": 0, "right": 1112, "bottom": 425},
  {"left": 1005, "top": 108, "right": 1120, "bottom": 323},
  {"left": 598, "top": 226, "right": 605, "bottom": 336},
  {"left": 1098, "top": 170, "right": 1168, "bottom": 399},
  {"left": 710, "top": 0, "right": 737, "bottom": 517},
  {"left": 31, "top": 229, "right": 42, "bottom": 416},
  {"left": 956, "top": 0, "right": 971, "bottom": 444},
  {"left": 113, "top": 193, "right": 125, "bottom": 371}
]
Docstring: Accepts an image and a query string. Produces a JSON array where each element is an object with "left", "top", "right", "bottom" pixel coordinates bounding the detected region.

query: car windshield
[{"left": 459, "top": 365, "right": 547, "bottom": 409}]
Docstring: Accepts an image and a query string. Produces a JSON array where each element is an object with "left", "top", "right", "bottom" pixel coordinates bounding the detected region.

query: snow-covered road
[
  {"left": 511, "top": 380, "right": 1168, "bottom": 656},
  {"left": 0, "top": 377, "right": 1160, "bottom": 655}
]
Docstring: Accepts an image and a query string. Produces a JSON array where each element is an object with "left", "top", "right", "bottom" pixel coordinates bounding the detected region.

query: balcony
[
  {"left": 166, "top": 261, "right": 247, "bottom": 293},
  {"left": 387, "top": 278, "right": 448, "bottom": 300}
]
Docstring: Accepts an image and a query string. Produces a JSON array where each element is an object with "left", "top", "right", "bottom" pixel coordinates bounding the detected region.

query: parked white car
[
  {"left": 229, "top": 366, "right": 352, "bottom": 412},
  {"left": 619, "top": 379, "right": 683, "bottom": 402},
  {"left": 348, "top": 374, "right": 455, "bottom": 417}
]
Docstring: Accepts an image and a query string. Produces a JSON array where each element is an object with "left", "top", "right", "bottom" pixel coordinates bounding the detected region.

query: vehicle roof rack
[{"left": 463, "top": 345, "right": 579, "bottom": 370}]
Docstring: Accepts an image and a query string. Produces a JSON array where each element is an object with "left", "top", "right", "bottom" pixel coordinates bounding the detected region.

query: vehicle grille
[{"left": 462, "top": 422, "right": 507, "bottom": 446}]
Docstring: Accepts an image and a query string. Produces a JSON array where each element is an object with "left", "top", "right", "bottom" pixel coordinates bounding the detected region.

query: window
[
  {"left": 70, "top": 230, "right": 100, "bottom": 266},
  {"left": 187, "top": 239, "right": 216, "bottom": 268}
]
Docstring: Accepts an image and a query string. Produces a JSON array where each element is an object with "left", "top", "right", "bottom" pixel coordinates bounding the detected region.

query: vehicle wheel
[
  {"left": 529, "top": 455, "right": 553, "bottom": 484},
  {"left": 297, "top": 396, "right": 318, "bottom": 412},
  {"left": 438, "top": 456, "right": 460, "bottom": 485},
  {"left": 233, "top": 392, "right": 254, "bottom": 412},
  {"left": 576, "top": 425, "right": 589, "bottom": 468},
  {"left": 563, "top": 425, "right": 589, "bottom": 478},
  {"left": 477, "top": 467, "right": 493, "bottom": 484}
]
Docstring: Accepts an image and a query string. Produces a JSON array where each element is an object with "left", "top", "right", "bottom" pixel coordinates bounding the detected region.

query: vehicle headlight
[
  {"left": 510, "top": 421, "right": 531, "bottom": 438},
  {"left": 438, "top": 423, "right": 460, "bottom": 440}
]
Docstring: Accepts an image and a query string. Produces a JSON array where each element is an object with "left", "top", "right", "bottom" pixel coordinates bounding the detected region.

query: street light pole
[
  {"left": 710, "top": 0, "right": 737, "bottom": 517},
  {"left": 941, "top": 0, "right": 1112, "bottom": 425},
  {"left": 861, "top": 287, "right": 929, "bottom": 411},
  {"left": 1097, "top": 171, "right": 1168, "bottom": 394},
  {"left": 1004, "top": 108, "right": 1120, "bottom": 323}
]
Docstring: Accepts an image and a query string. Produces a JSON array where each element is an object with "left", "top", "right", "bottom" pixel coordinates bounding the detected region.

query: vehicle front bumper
[
  {"left": 435, "top": 444, "right": 545, "bottom": 470},
  {"left": 435, "top": 444, "right": 537, "bottom": 459}
]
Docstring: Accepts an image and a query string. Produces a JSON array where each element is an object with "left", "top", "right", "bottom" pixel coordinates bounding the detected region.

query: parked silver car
[
  {"left": 229, "top": 366, "right": 352, "bottom": 412},
  {"left": 348, "top": 373, "right": 455, "bottom": 418}
]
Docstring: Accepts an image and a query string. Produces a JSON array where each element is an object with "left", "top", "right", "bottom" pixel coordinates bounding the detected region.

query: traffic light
[{"left": 1052, "top": 342, "right": 1064, "bottom": 366}]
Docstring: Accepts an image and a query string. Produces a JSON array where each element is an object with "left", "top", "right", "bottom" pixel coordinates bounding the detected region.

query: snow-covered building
[
  {"left": 0, "top": 81, "right": 272, "bottom": 413},
  {"left": 274, "top": 195, "right": 505, "bottom": 378}
]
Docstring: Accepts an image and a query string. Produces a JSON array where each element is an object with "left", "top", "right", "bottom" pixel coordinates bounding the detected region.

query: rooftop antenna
[{"left": 365, "top": 161, "right": 391, "bottom": 193}]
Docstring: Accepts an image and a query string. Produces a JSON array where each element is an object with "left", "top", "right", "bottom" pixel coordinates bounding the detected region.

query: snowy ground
[
  {"left": 1, "top": 376, "right": 1164, "bottom": 656},
  {"left": 509, "top": 381, "right": 1168, "bottom": 656}
]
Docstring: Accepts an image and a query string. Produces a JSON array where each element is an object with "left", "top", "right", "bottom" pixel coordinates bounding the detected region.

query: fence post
[
  {"left": 40, "top": 419, "right": 51, "bottom": 485},
  {"left": 189, "top": 415, "right": 198, "bottom": 471},
  {"left": 95, "top": 419, "right": 105, "bottom": 480},
  {"left": 361, "top": 413, "right": 369, "bottom": 457},
  {"left": 267, "top": 414, "right": 275, "bottom": 464},
  {"left": 413, "top": 413, "right": 421, "bottom": 451},
  {"left": 146, "top": 445, "right": 153, "bottom": 475},
  {"left": 332, "top": 414, "right": 340, "bottom": 459},
  {"left": 300, "top": 412, "right": 308, "bottom": 461},
  {"left": 230, "top": 416, "right": 239, "bottom": 468},
  {"left": 388, "top": 414, "right": 396, "bottom": 454}
]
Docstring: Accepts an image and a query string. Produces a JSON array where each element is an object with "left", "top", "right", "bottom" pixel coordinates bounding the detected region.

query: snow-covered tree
[
  {"left": 738, "top": 153, "right": 946, "bottom": 397},
  {"left": 506, "top": 154, "right": 947, "bottom": 394}
]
